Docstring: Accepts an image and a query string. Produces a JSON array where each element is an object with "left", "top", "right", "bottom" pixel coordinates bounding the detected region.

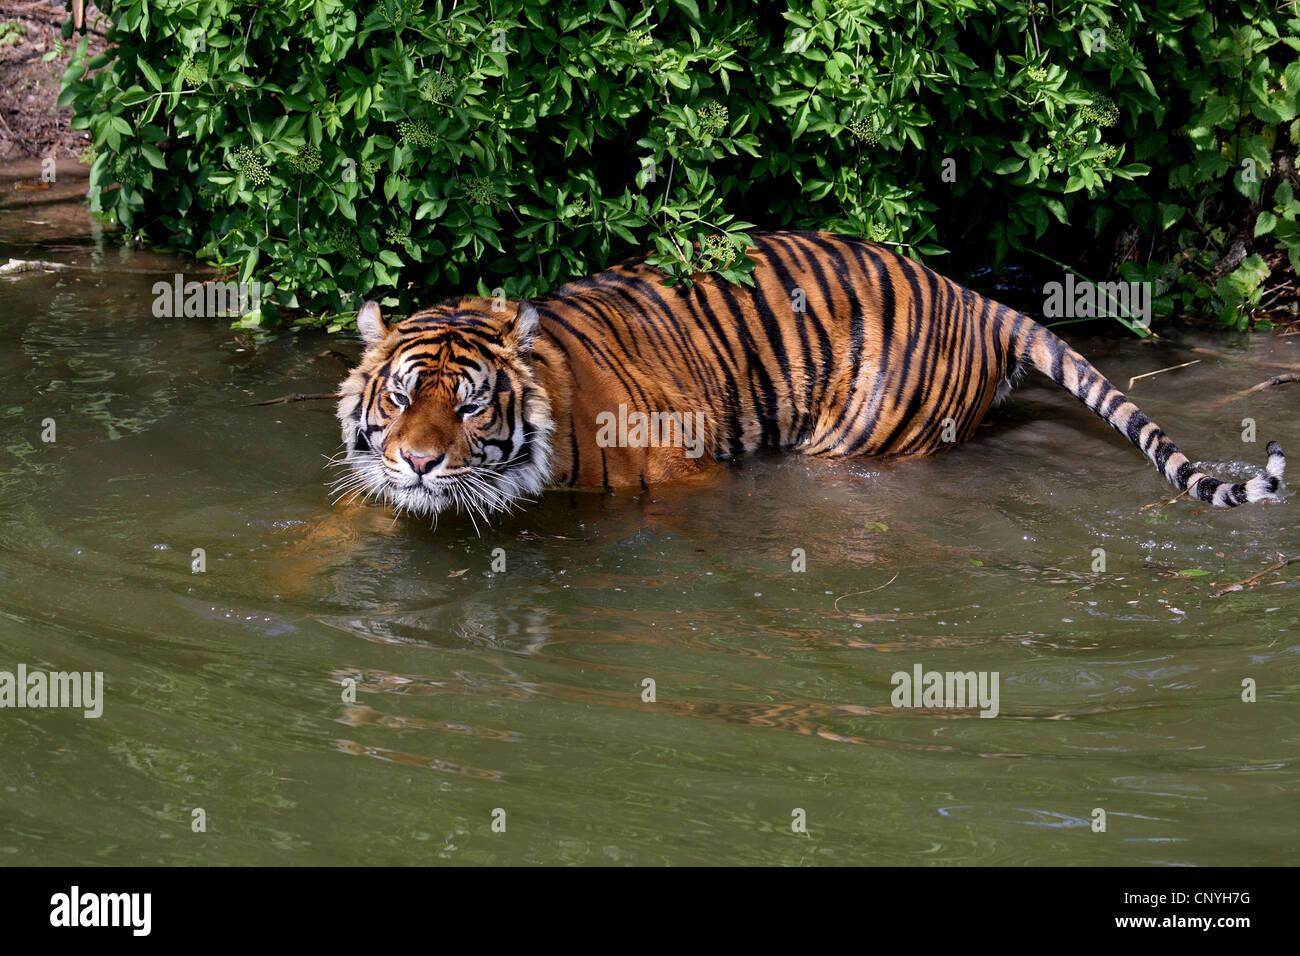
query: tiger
[{"left": 334, "top": 230, "right": 1286, "bottom": 523}]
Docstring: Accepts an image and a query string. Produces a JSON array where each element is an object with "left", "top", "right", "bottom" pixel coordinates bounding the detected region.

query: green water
[{"left": 1, "top": 163, "right": 1298, "bottom": 865}]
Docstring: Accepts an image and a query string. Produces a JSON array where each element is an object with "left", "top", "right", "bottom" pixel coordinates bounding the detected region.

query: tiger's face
[{"left": 334, "top": 298, "right": 553, "bottom": 523}]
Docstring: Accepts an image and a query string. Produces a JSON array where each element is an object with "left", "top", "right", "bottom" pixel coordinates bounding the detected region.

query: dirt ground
[{"left": 0, "top": 0, "right": 104, "bottom": 160}]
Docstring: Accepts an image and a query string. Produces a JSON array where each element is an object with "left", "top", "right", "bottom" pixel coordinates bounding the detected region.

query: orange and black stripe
[{"left": 528, "top": 231, "right": 1284, "bottom": 504}]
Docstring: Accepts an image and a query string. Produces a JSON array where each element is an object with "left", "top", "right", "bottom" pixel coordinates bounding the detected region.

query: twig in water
[
  {"left": 243, "top": 392, "right": 339, "bottom": 407},
  {"left": 833, "top": 572, "right": 900, "bottom": 615},
  {"left": 1190, "top": 346, "right": 1300, "bottom": 372},
  {"left": 1211, "top": 373, "right": 1300, "bottom": 408},
  {"left": 1210, "top": 553, "right": 1300, "bottom": 598},
  {"left": 1127, "top": 360, "right": 1200, "bottom": 392},
  {"left": 1139, "top": 488, "right": 1189, "bottom": 512},
  {"left": 0, "top": 258, "right": 71, "bottom": 274}
]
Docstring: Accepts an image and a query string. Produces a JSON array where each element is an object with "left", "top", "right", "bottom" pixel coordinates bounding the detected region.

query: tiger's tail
[{"left": 1009, "top": 316, "right": 1286, "bottom": 507}]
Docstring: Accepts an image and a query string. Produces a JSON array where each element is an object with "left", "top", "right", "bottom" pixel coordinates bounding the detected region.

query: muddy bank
[{"left": 0, "top": 1, "right": 103, "bottom": 160}]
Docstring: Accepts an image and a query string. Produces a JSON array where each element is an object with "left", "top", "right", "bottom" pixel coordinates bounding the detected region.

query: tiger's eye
[{"left": 391, "top": 391, "right": 410, "bottom": 407}]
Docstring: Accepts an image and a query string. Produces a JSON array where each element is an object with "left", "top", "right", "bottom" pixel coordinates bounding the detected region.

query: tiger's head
[{"left": 334, "top": 298, "right": 554, "bottom": 523}]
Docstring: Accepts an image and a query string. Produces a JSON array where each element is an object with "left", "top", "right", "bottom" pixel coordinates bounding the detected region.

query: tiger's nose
[{"left": 401, "top": 449, "right": 445, "bottom": 475}]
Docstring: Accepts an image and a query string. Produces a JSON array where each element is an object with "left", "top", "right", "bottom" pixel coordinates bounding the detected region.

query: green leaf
[
  {"left": 118, "top": 88, "right": 152, "bottom": 107},
  {"left": 140, "top": 143, "right": 167, "bottom": 169},
  {"left": 671, "top": 0, "right": 702, "bottom": 26},
  {"left": 137, "top": 59, "right": 162, "bottom": 92},
  {"left": 55, "top": 83, "right": 82, "bottom": 109}
]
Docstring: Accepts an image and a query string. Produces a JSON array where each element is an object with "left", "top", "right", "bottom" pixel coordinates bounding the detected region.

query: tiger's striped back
[{"left": 533, "top": 231, "right": 1017, "bottom": 479}]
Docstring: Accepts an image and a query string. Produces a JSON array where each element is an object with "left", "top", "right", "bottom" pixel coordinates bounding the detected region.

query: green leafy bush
[{"left": 60, "top": 0, "right": 1299, "bottom": 333}]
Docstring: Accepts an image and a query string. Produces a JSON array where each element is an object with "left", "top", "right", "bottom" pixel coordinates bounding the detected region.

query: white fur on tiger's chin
[
  {"left": 337, "top": 444, "right": 552, "bottom": 523},
  {"left": 334, "top": 394, "right": 555, "bottom": 526}
]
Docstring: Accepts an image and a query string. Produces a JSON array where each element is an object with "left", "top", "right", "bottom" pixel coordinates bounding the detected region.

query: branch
[
  {"left": 1211, "top": 372, "right": 1300, "bottom": 408},
  {"left": 243, "top": 392, "right": 338, "bottom": 407},
  {"left": 1126, "top": 360, "right": 1200, "bottom": 391},
  {"left": 1209, "top": 553, "right": 1300, "bottom": 599}
]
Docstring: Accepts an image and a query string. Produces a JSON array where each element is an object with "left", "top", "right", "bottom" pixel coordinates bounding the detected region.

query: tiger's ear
[
  {"left": 356, "top": 301, "right": 390, "bottom": 348},
  {"left": 505, "top": 300, "right": 540, "bottom": 353}
]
